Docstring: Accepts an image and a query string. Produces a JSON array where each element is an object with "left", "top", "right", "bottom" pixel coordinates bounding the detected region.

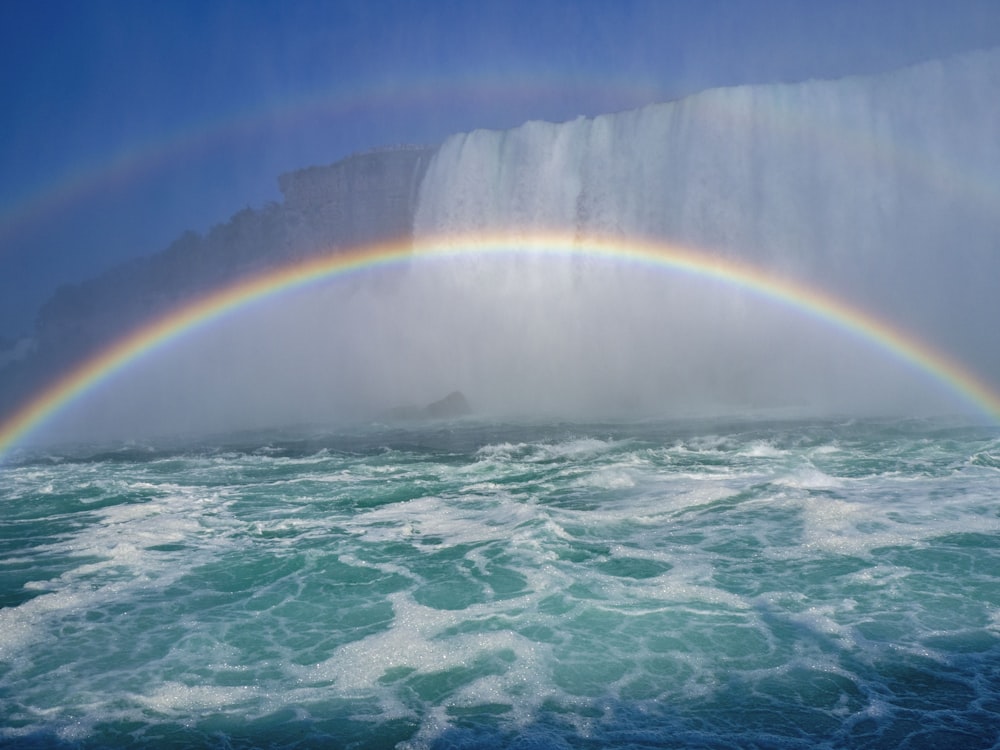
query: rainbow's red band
[{"left": 2, "top": 233, "right": 999, "bottom": 458}]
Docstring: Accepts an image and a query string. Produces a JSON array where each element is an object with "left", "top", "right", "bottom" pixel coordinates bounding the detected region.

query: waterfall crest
[{"left": 407, "top": 50, "right": 1000, "bottom": 415}]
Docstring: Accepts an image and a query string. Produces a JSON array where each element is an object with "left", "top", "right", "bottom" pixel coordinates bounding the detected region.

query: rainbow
[
  {"left": 0, "top": 72, "right": 660, "bottom": 251},
  {"left": 6, "top": 52, "right": 1000, "bottom": 261},
  {"left": 1, "top": 233, "right": 999, "bottom": 459}
]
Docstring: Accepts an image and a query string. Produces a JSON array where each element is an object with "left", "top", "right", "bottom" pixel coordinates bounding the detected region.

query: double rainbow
[{"left": 1, "top": 233, "right": 999, "bottom": 459}]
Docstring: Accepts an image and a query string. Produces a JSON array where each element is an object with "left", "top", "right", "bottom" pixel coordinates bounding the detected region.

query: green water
[{"left": 1, "top": 417, "right": 999, "bottom": 748}]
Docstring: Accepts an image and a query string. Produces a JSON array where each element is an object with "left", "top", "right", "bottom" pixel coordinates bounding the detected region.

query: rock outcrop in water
[
  {"left": 383, "top": 391, "right": 473, "bottom": 422},
  {"left": 425, "top": 391, "right": 473, "bottom": 419}
]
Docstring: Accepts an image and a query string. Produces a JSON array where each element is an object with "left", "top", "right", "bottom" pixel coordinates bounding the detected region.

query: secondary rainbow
[
  {"left": 2, "top": 233, "right": 999, "bottom": 459},
  {"left": 7, "top": 52, "right": 1000, "bottom": 260},
  {"left": 0, "top": 71, "right": 659, "bottom": 251}
]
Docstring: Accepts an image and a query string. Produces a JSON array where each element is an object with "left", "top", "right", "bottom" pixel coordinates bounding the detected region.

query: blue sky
[{"left": 1, "top": 0, "right": 999, "bottom": 339}]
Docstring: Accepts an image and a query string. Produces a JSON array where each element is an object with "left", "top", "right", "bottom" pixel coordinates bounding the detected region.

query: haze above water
[{"left": 39, "top": 49, "right": 1000, "bottom": 445}]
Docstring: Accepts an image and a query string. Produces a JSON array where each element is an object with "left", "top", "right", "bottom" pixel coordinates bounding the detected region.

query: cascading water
[
  {"left": 410, "top": 49, "right": 1000, "bottom": 417},
  {"left": 15, "top": 50, "right": 1000, "bottom": 444}
]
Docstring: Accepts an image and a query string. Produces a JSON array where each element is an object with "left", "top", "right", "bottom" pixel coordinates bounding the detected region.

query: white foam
[
  {"left": 774, "top": 465, "right": 843, "bottom": 490},
  {"left": 347, "top": 493, "right": 541, "bottom": 547},
  {"left": 787, "top": 603, "right": 859, "bottom": 649},
  {"left": 476, "top": 438, "right": 618, "bottom": 464},
  {"left": 792, "top": 470, "right": 1000, "bottom": 557},
  {"left": 988, "top": 609, "right": 1000, "bottom": 634},
  {"left": 298, "top": 592, "right": 547, "bottom": 693},
  {"left": 0, "top": 588, "right": 91, "bottom": 659},
  {"left": 0, "top": 485, "right": 242, "bottom": 661},
  {"left": 740, "top": 440, "right": 787, "bottom": 458},
  {"left": 572, "top": 467, "right": 635, "bottom": 490},
  {"left": 135, "top": 682, "right": 260, "bottom": 713}
]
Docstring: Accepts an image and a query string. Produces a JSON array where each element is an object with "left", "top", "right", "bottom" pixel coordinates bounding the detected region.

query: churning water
[{"left": 1, "top": 416, "right": 998, "bottom": 748}]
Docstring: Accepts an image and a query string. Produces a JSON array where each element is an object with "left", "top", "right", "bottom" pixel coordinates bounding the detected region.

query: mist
[
  {"left": 47, "top": 249, "right": 968, "bottom": 446},
  {"left": 19, "top": 44, "right": 1000, "bottom": 446},
  {"left": 5, "top": 1, "right": 1000, "bottom": 338}
]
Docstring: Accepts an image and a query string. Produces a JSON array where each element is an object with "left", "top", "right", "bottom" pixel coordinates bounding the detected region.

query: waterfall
[{"left": 406, "top": 49, "right": 1000, "bottom": 416}]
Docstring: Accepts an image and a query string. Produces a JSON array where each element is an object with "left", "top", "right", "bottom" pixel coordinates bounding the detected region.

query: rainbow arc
[{"left": 1, "top": 233, "right": 999, "bottom": 459}]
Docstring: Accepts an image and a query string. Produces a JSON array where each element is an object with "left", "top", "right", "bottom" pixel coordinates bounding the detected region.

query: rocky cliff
[{"left": 0, "top": 145, "right": 436, "bottom": 413}]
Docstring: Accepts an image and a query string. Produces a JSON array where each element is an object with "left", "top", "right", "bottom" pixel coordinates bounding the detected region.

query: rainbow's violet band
[
  {"left": 0, "top": 74, "right": 659, "bottom": 249},
  {"left": 1, "top": 233, "right": 999, "bottom": 459},
  {"left": 5, "top": 55, "right": 999, "bottom": 255}
]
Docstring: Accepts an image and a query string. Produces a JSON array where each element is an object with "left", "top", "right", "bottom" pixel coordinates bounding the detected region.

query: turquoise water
[{"left": 1, "top": 417, "right": 999, "bottom": 748}]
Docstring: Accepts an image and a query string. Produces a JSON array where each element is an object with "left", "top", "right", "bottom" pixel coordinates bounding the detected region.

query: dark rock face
[
  {"left": 425, "top": 391, "right": 472, "bottom": 419},
  {"left": 35, "top": 146, "right": 435, "bottom": 352},
  {"left": 384, "top": 391, "right": 473, "bottom": 422},
  {"left": 0, "top": 146, "right": 437, "bottom": 417},
  {"left": 279, "top": 145, "right": 434, "bottom": 255}
]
